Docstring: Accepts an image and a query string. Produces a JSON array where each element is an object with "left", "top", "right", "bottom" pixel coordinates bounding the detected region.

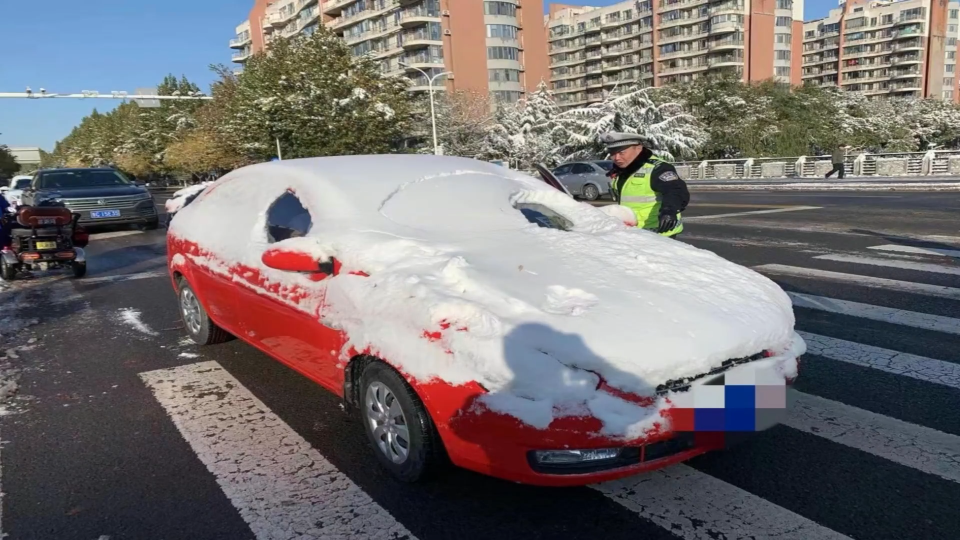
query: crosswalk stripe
[
  {"left": 786, "top": 391, "right": 960, "bottom": 484},
  {"left": 594, "top": 464, "right": 852, "bottom": 540},
  {"left": 139, "top": 361, "right": 417, "bottom": 540},
  {"left": 868, "top": 244, "right": 960, "bottom": 258},
  {"left": 812, "top": 254, "right": 960, "bottom": 276},
  {"left": 798, "top": 331, "right": 960, "bottom": 390},
  {"left": 753, "top": 264, "right": 960, "bottom": 300},
  {"left": 788, "top": 292, "right": 960, "bottom": 336}
]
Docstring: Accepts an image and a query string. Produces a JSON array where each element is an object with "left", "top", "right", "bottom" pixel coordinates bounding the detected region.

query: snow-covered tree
[
  {"left": 210, "top": 27, "right": 415, "bottom": 160},
  {"left": 554, "top": 84, "right": 705, "bottom": 162},
  {"left": 424, "top": 90, "right": 494, "bottom": 158},
  {"left": 483, "top": 82, "right": 563, "bottom": 168}
]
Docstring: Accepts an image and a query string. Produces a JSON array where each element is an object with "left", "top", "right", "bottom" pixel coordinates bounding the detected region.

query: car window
[
  {"left": 595, "top": 161, "right": 614, "bottom": 171},
  {"left": 13, "top": 179, "right": 31, "bottom": 190},
  {"left": 516, "top": 203, "right": 573, "bottom": 231},
  {"left": 37, "top": 170, "right": 132, "bottom": 189},
  {"left": 266, "top": 191, "right": 313, "bottom": 243},
  {"left": 553, "top": 165, "right": 572, "bottom": 176},
  {"left": 571, "top": 163, "right": 593, "bottom": 174}
]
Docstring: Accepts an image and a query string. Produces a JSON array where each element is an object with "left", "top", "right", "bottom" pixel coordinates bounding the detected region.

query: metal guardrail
[{"left": 666, "top": 150, "right": 960, "bottom": 180}]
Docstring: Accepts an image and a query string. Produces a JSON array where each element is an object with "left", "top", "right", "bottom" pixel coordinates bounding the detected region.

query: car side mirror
[{"left": 261, "top": 238, "right": 337, "bottom": 276}]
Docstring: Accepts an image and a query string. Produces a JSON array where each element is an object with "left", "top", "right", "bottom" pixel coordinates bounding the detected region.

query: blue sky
[{"left": 0, "top": 0, "right": 836, "bottom": 151}]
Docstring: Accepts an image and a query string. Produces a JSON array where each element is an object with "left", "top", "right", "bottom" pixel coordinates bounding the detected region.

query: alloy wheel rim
[
  {"left": 364, "top": 381, "right": 410, "bottom": 464},
  {"left": 180, "top": 288, "right": 202, "bottom": 335}
]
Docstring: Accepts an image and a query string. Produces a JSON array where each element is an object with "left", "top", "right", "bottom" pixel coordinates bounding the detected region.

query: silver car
[{"left": 551, "top": 161, "right": 614, "bottom": 201}]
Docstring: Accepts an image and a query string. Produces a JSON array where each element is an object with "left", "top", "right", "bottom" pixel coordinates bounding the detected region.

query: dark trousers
[{"left": 825, "top": 162, "right": 845, "bottom": 179}]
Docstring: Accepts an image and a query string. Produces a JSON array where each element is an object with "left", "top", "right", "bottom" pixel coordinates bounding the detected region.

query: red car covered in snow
[{"left": 166, "top": 155, "right": 804, "bottom": 487}]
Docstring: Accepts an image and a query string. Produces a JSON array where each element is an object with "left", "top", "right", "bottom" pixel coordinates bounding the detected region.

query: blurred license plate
[
  {"left": 35, "top": 241, "right": 57, "bottom": 250},
  {"left": 91, "top": 209, "right": 120, "bottom": 218}
]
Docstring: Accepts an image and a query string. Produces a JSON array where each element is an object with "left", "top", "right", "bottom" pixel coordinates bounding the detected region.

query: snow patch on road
[{"left": 116, "top": 308, "right": 159, "bottom": 337}]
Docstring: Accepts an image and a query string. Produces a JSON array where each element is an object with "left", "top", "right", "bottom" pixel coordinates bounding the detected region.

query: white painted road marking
[
  {"left": 813, "top": 254, "right": 960, "bottom": 276},
  {"left": 788, "top": 292, "right": 960, "bottom": 336},
  {"left": 786, "top": 391, "right": 960, "bottom": 484},
  {"left": 595, "top": 464, "right": 852, "bottom": 540},
  {"left": 867, "top": 244, "right": 960, "bottom": 259},
  {"left": 140, "top": 361, "right": 417, "bottom": 540},
  {"left": 82, "top": 270, "right": 168, "bottom": 285},
  {"left": 685, "top": 206, "right": 823, "bottom": 220},
  {"left": 754, "top": 265, "right": 960, "bottom": 300},
  {"left": 89, "top": 230, "right": 145, "bottom": 240},
  {"left": 798, "top": 331, "right": 960, "bottom": 390}
]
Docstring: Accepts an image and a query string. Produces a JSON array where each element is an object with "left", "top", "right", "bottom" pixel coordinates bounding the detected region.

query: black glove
[{"left": 657, "top": 213, "right": 678, "bottom": 233}]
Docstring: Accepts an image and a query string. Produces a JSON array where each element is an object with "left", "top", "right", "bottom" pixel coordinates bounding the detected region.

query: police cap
[{"left": 599, "top": 131, "right": 646, "bottom": 153}]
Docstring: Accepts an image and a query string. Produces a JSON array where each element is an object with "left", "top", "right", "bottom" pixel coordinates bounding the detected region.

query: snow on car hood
[{"left": 170, "top": 156, "right": 805, "bottom": 439}]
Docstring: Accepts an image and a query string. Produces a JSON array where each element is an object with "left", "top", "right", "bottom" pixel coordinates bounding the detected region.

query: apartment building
[
  {"left": 230, "top": 20, "right": 254, "bottom": 65},
  {"left": 545, "top": 0, "right": 804, "bottom": 109},
  {"left": 229, "top": 0, "right": 550, "bottom": 105},
  {"left": 802, "top": 0, "right": 960, "bottom": 101}
]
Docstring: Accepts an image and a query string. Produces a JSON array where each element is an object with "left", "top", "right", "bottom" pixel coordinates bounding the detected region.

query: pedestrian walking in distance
[
  {"left": 825, "top": 144, "right": 847, "bottom": 179},
  {"left": 601, "top": 131, "right": 689, "bottom": 239}
]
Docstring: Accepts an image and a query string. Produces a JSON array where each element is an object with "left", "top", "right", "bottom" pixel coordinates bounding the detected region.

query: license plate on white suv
[{"left": 91, "top": 210, "right": 120, "bottom": 218}]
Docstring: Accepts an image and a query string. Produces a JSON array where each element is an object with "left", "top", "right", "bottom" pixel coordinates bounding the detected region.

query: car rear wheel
[
  {"left": 1, "top": 259, "right": 16, "bottom": 281},
  {"left": 177, "top": 278, "right": 231, "bottom": 346},
  {"left": 582, "top": 184, "right": 600, "bottom": 201},
  {"left": 359, "top": 361, "right": 444, "bottom": 482},
  {"left": 71, "top": 261, "right": 86, "bottom": 278}
]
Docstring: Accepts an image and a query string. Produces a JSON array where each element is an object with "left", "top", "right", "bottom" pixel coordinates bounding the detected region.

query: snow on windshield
[{"left": 171, "top": 158, "right": 804, "bottom": 440}]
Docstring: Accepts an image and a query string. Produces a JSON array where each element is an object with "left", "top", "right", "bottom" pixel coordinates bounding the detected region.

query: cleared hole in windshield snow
[{"left": 516, "top": 203, "right": 573, "bottom": 231}]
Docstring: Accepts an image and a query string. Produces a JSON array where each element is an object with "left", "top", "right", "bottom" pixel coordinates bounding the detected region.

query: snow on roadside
[{"left": 116, "top": 308, "right": 159, "bottom": 337}]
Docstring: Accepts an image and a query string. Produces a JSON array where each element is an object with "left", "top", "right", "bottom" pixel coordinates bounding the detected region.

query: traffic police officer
[{"left": 600, "top": 131, "right": 689, "bottom": 238}]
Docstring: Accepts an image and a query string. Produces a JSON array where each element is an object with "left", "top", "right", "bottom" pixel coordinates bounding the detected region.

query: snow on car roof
[{"left": 171, "top": 154, "right": 804, "bottom": 439}]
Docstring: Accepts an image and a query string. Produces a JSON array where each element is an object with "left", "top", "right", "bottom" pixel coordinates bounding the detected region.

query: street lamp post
[{"left": 398, "top": 62, "right": 451, "bottom": 155}]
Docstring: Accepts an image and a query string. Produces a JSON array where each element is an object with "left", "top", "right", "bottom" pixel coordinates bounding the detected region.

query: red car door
[{"left": 233, "top": 191, "right": 345, "bottom": 393}]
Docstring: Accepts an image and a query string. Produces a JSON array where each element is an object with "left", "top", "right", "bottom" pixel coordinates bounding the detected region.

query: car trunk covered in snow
[{"left": 169, "top": 155, "right": 804, "bottom": 440}]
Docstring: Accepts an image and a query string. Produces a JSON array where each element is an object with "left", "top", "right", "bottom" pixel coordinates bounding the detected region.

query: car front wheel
[
  {"left": 359, "top": 361, "right": 444, "bottom": 482},
  {"left": 177, "top": 278, "right": 231, "bottom": 345}
]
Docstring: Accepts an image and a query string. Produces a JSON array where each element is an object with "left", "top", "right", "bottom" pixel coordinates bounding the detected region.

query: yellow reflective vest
[{"left": 611, "top": 157, "right": 683, "bottom": 237}]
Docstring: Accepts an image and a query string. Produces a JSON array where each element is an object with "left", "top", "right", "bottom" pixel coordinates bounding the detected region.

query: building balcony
[
  {"left": 400, "top": 8, "right": 440, "bottom": 27},
  {"left": 707, "top": 39, "right": 744, "bottom": 51},
  {"left": 708, "top": 55, "right": 743, "bottom": 68},
  {"left": 401, "top": 32, "right": 443, "bottom": 49},
  {"left": 322, "top": 0, "right": 358, "bottom": 15},
  {"left": 710, "top": 20, "right": 742, "bottom": 34},
  {"left": 659, "top": 48, "right": 705, "bottom": 60},
  {"left": 659, "top": 62, "right": 709, "bottom": 75},
  {"left": 232, "top": 50, "right": 253, "bottom": 63},
  {"left": 889, "top": 70, "right": 921, "bottom": 80},
  {"left": 402, "top": 54, "right": 445, "bottom": 71},
  {"left": 229, "top": 36, "right": 251, "bottom": 48}
]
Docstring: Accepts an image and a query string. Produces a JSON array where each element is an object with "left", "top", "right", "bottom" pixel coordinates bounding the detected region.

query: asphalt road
[{"left": 1, "top": 191, "right": 959, "bottom": 540}]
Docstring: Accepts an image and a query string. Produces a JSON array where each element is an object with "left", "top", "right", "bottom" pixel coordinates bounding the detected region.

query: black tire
[
  {"left": 1, "top": 259, "right": 16, "bottom": 281},
  {"left": 144, "top": 218, "right": 160, "bottom": 231},
  {"left": 71, "top": 261, "right": 87, "bottom": 278},
  {"left": 582, "top": 184, "right": 600, "bottom": 201},
  {"left": 359, "top": 361, "right": 445, "bottom": 482},
  {"left": 176, "top": 278, "right": 231, "bottom": 346}
]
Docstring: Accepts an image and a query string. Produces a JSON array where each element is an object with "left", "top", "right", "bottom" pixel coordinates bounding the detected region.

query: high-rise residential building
[
  {"left": 545, "top": 0, "right": 805, "bottom": 109},
  {"left": 802, "top": 0, "right": 960, "bottom": 101},
  {"left": 230, "top": 20, "right": 254, "bottom": 66},
  {"left": 229, "top": 0, "right": 550, "bottom": 105}
]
